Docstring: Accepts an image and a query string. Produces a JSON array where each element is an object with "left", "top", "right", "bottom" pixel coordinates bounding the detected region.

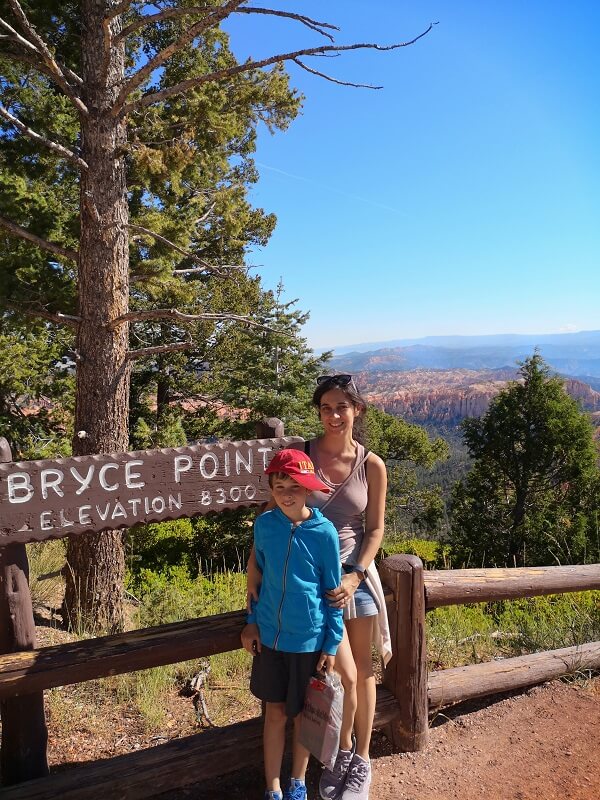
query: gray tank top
[{"left": 307, "top": 440, "right": 369, "bottom": 565}]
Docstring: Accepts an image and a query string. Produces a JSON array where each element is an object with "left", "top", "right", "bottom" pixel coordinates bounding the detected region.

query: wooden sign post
[{"left": 0, "top": 438, "right": 49, "bottom": 784}]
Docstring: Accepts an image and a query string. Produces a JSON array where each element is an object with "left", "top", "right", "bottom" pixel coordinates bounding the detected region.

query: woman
[{"left": 245, "top": 374, "right": 391, "bottom": 800}]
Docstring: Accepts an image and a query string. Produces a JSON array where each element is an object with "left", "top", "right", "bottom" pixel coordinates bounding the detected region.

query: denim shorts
[{"left": 343, "top": 565, "right": 378, "bottom": 618}]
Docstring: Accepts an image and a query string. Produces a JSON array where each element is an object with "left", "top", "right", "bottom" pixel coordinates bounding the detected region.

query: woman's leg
[
  {"left": 345, "top": 616, "right": 376, "bottom": 760},
  {"left": 264, "top": 701, "right": 287, "bottom": 792},
  {"left": 332, "top": 625, "right": 357, "bottom": 751}
]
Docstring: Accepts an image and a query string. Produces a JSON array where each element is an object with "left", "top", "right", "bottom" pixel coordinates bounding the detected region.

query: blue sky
[{"left": 225, "top": 2, "right": 600, "bottom": 351}]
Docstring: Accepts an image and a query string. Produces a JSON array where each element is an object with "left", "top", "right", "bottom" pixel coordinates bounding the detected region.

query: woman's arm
[
  {"left": 356, "top": 452, "right": 387, "bottom": 568},
  {"left": 327, "top": 453, "right": 387, "bottom": 606},
  {"left": 245, "top": 498, "right": 275, "bottom": 609},
  {"left": 246, "top": 544, "right": 262, "bottom": 611}
]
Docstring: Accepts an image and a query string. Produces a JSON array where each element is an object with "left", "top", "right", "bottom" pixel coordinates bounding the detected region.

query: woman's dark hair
[{"left": 312, "top": 375, "right": 367, "bottom": 444}]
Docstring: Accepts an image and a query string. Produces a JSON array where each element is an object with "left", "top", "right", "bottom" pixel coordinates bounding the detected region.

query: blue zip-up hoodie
[{"left": 247, "top": 506, "right": 343, "bottom": 655}]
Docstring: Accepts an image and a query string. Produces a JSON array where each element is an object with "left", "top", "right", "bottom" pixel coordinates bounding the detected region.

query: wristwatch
[{"left": 350, "top": 564, "right": 367, "bottom": 581}]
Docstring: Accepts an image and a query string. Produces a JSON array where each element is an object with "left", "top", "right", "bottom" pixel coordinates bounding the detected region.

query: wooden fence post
[
  {"left": 255, "top": 417, "right": 285, "bottom": 438},
  {"left": 0, "top": 437, "right": 49, "bottom": 785},
  {"left": 379, "top": 554, "right": 428, "bottom": 752}
]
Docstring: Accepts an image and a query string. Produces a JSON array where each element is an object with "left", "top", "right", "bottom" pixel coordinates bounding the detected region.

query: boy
[{"left": 241, "top": 448, "right": 344, "bottom": 800}]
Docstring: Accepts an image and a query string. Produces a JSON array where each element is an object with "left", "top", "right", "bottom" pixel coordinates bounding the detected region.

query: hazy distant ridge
[{"left": 329, "top": 330, "right": 600, "bottom": 378}]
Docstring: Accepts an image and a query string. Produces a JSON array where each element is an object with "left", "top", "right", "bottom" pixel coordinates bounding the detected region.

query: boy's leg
[
  {"left": 264, "top": 701, "right": 287, "bottom": 793},
  {"left": 291, "top": 714, "right": 311, "bottom": 782}
]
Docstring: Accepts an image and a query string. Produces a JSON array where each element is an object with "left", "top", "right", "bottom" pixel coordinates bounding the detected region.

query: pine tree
[
  {"left": 450, "top": 354, "right": 600, "bottom": 567},
  {"left": 0, "top": 1, "right": 432, "bottom": 630}
]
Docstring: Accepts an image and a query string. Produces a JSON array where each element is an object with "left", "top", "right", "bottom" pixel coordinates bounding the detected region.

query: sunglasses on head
[{"left": 316, "top": 374, "right": 353, "bottom": 387}]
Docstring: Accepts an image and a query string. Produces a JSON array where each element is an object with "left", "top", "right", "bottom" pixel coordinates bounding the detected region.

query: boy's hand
[
  {"left": 317, "top": 652, "right": 335, "bottom": 674},
  {"left": 241, "top": 623, "right": 261, "bottom": 656}
]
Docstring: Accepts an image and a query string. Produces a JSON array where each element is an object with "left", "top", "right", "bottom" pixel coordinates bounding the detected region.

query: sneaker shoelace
[
  {"left": 329, "top": 749, "right": 353, "bottom": 779},
  {"left": 344, "top": 760, "right": 370, "bottom": 792}
]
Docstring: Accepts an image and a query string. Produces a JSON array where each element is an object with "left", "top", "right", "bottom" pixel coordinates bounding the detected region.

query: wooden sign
[{"left": 0, "top": 436, "right": 303, "bottom": 545}]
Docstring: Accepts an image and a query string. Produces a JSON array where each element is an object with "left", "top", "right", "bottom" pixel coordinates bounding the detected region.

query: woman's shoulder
[{"left": 365, "top": 450, "right": 386, "bottom": 480}]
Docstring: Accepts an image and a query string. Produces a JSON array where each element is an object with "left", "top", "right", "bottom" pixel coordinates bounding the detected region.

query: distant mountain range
[
  {"left": 351, "top": 368, "right": 600, "bottom": 428},
  {"left": 328, "top": 330, "right": 600, "bottom": 379}
]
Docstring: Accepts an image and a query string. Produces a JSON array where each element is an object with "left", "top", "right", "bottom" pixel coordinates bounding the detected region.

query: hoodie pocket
[{"left": 282, "top": 591, "right": 318, "bottom": 634}]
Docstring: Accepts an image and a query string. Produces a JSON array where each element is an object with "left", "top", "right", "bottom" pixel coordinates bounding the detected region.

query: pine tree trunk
[{"left": 63, "top": 0, "right": 129, "bottom": 633}]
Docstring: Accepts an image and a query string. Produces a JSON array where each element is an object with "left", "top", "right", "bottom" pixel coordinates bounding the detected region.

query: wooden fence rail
[{"left": 424, "top": 564, "right": 600, "bottom": 608}]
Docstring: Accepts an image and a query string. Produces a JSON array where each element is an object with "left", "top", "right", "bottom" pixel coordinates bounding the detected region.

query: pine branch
[
  {"left": 0, "top": 214, "right": 79, "bottom": 261},
  {"left": 0, "top": 103, "right": 88, "bottom": 170},
  {"left": 4, "top": 1, "right": 88, "bottom": 116},
  {"left": 114, "top": 0, "right": 247, "bottom": 114},
  {"left": 129, "top": 223, "right": 246, "bottom": 277},
  {"left": 119, "top": 23, "right": 435, "bottom": 116},
  {"left": 118, "top": 5, "right": 338, "bottom": 43},
  {"left": 127, "top": 341, "right": 195, "bottom": 360},
  {"left": 5, "top": 303, "right": 81, "bottom": 328},
  {"left": 109, "top": 308, "right": 277, "bottom": 331}
]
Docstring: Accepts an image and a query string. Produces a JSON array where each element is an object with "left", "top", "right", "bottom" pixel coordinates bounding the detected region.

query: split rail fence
[{"left": 1, "top": 425, "right": 599, "bottom": 798}]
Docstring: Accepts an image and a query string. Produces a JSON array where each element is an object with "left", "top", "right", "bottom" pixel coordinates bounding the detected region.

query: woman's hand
[
  {"left": 326, "top": 571, "right": 362, "bottom": 608},
  {"left": 241, "top": 623, "right": 261, "bottom": 655}
]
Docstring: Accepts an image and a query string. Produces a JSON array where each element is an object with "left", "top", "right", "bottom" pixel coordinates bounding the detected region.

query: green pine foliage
[
  {"left": 0, "top": 321, "right": 74, "bottom": 457},
  {"left": 450, "top": 354, "right": 600, "bottom": 567},
  {"left": 365, "top": 406, "right": 449, "bottom": 539}
]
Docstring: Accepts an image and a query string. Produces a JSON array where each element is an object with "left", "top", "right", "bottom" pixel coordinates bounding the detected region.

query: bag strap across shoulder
[{"left": 305, "top": 439, "right": 370, "bottom": 513}]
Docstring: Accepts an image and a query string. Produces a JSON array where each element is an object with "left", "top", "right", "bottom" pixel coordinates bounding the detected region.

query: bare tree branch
[
  {"left": 292, "top": 58, "right": 381, "bottom": 89},
  {"left": 119, "top": 23, "right": 435, "bottom": 116},
  {"left": 105, "top": 0, "right": 134, "bottom": 22},
  {"left": 0, "top": 214, "right": 79, "bottom": 261},
  {"left": 118, "top": 5, "right": 338, "bottom": 43},
  {"left": 0, "top": 103, "right": 88, "bottom": 169},
  {"left": 5, "top": 303, "right": 81, "bottom": 328},
  {"left": 194, "top": 202, "right": 216, "bottom": 226},
  {"left": 0, "top": 16, "right": 39, "bottom": 55},
  {"left": 5, "top": 0, "right": 88, "bottom": 116},
  {"left": 110, "top": 308, "right": 277, "bottom": 331},
  {"left": 171, "top": 265, "right": 247, "bottom": 276},
  {"left": 0, "top": 48, "right": 83, "bottom": 88},
  {"left": 129, "top": 223, "right": 245, "bottom": 277},
  {"left": 127, "top": 341, "right": 195, "bottom": 360},
  {"left": 114, "top": 0, "right": 247, "bottom": 114}
]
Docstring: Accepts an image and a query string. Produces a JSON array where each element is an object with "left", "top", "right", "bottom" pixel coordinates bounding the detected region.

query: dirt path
[{"left": 163, "top": 678, "right": 600, "bottom": 800}]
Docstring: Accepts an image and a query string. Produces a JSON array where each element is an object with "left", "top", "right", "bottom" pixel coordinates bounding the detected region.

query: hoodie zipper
[{"left": 273, "top": 521, "right": 296, "bottom": 650}]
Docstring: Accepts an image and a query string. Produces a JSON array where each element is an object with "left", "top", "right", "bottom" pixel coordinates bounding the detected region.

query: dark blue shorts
[{"left": 250, "top": 645, "right": 320, "bottom": 718}]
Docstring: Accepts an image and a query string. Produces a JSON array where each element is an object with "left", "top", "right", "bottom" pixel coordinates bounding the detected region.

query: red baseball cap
[{"left": 265, "top": 448, "right": 331, "bottom": 493}]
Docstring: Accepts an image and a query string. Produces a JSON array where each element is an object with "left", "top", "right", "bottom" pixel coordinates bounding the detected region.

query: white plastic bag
[{"left": 298, "top": 671, "right": 344, "bottom": 769}]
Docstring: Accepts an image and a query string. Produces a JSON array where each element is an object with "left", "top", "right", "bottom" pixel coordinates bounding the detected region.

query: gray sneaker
[
  {"left": 340, "top": 754, "right": 371, "bottom": 799},
  {"left": 319, "top": 747, "right": 354, "bottom": 800}
]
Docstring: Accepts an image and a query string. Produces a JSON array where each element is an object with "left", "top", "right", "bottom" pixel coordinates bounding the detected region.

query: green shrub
[
  {"left": 496, "top": 591, "right": 600, "bottom": 654},
  {"left": 426, "top": 591, "right": 600, "bottom": 670},
  {"left": 26, "top": 540, "right": 66, "bottom": 610},
  {"left": 381, "top": 537, "right": 447, "bottom": 568},
  {"left": 427, "top": 603, "right": 497, "bottom": 668}
]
